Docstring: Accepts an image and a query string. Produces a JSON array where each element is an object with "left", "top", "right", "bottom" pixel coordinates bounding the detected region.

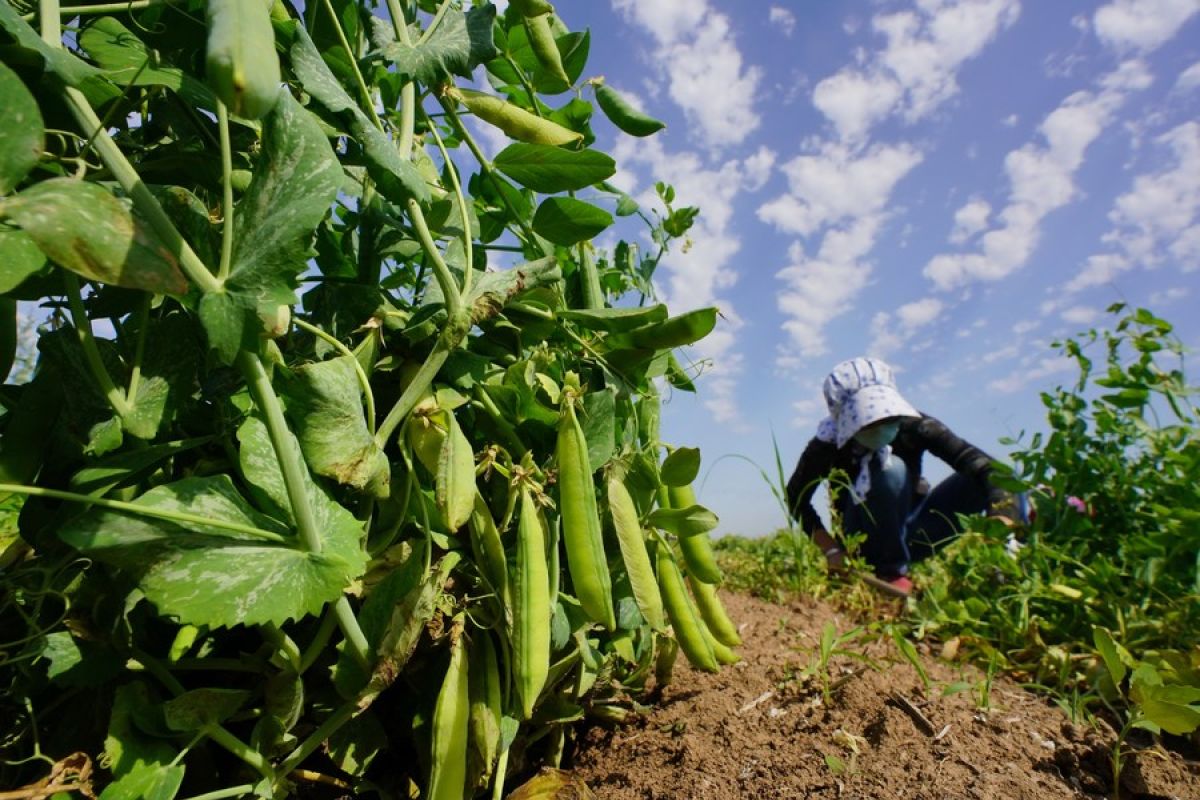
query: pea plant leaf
[
  {"left": 283, "top": 355, "right": 390, "bottom": 497},
  {"left": 202, "top": 90, "right": 342, "bottom": 362},
  {"left": 0, "top": 3, "right": 115, "bottom": 102},
  {"left": 78, "top": 17, "right": 214, "bottom": 109},
  {"left": 0, "top": 179, "right": 188, "bottom": 294},
  {"left": 557, "top": 305, "right": 667, "bottom": 333},
  {"left": 0, "top": 61, "right": 43, "bottom": 196},
  {"left": 0, "top": 227, "right": 47, "bottom": 293},
  {"left": 647, "top": 504, "right": 719, "bottom": 538},
  {"left": 493, "top": 144, "right": 615, "bottom": 193},
  {"left": 121, "top": 314, "right": 202, "bottom": 441},
  {"left": 290, "top": 25, "right": 430, "bottom": 207},
  {"left": 57, "top": 475, "right": 362, "bottom": 628},
  {"left": 163, "top": 688, "right": 252, "bottom": 732},
  {"left": 376, "top": 4, "right": 497, "bottom": 85},
  {"left": 532, "top": 197, "right": 613, "bottom": 245}
]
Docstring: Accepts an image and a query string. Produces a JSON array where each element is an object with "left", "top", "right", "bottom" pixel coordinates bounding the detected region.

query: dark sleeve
[
  {"left": 914, "top": 416, "right": 1007, "bottom": 507},
  {"left": 785, "top": 437, "right": 836, "bottom": 537}
]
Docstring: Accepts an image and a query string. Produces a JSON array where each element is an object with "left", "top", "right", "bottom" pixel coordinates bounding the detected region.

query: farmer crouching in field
[{"left": 786, "top": 357, "right": 1014, "bottom": 597}]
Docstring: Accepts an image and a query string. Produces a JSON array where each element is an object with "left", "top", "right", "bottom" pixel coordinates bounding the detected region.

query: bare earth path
[{"left": 568, "top": 592, "right": 1199, "bottom": 800}]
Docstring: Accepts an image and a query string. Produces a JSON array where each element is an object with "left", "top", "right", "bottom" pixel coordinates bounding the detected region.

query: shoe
[{"left": 862, "top": 574, "right": 914, "bottom": 597}]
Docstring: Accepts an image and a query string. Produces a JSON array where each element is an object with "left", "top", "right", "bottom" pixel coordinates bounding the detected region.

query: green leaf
[
  {"left": 285, "top": 356, "right": 389, "bottom": 497},
  {"left": 290, "top": 25, "right": 430, "bottom": 206},
  {"left": 122, "top": 314, "right": 201, "bottom": 440},
  {"left": 204, "top": 90, "right": 342, "bottom": 358},
  {"left": 377, "top": 4, "right": 497, "bottom": 85},
  {"left": 104, "top": 683, "right": 177, "bottom": 780},
  {"left": 59, "top": 474, "right": 365, "bottom": 627},
  {"left": 665, "top": 352, "right": 697, "bottom": 392},
  {"left": 493, "top": 144, "right": 615, "bottom": 193},
  {"left": 0, "top": 227, "right": 47, "bottom": 293},
  {"left": 79, "top": 17, "right": 214, "bottom": 109},
  {"left": 1092, "top": 626, "right": 1127, "bottom": 687},
  {"left": 1, "top": 179, "right": 188, "bottom": 294},
  {"left": 99, "top": 764, "right": 185, "bottom": 800},
  {"left": 0, "top": 61, "right": 43, "bottom": 195},
  {"left": 557, "top": 305, "right": 667, "bottom": 332},
  {"left": 580, "top": 389, "right": 616, "bottom": 469},
  {"left": 0, "top": 4, "right": 113, "bottom": 98},
  {"left": 532, "top": 197, "right": 613, "bottom": 245},
  {"left": 327, "top": 712, "right": 387, "bottom": 777},
  {"left": 38, "top": 631, "right": 122, "bottom": 687},
  {"left": 1136, "top": 684, "right": 1200, "bottom": 735},
  {"left": 163, "top": 688, "right": 250, "bottom": 731},
  {"left": 646, "top": 504, "right": 718, "bottom": 538},
  {"left": 466, "top": 256, "right": 562, "bottom": 323},
  {"left": 659, "top": 447, "right": 700, "bottom": 487}
]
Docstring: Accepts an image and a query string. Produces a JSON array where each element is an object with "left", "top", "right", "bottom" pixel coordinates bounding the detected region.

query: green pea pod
[
  {"left": 557, "top": 400, "right": 615, "bottom": 630},
  {"left": 624, "top": 307, "right": 717, "bottom": 350},
  {"left": 510, "top": 0, "right": 554, "bottom": 16},
  {"left": 655, "top": 544, "right": 718, "bottom": 674},
  {"left": 437, "top": 411, "right": 476, "bottom": 532},
  {"left": 205, "top": 0, "right": 282, "bottom": 119},
  {"left": 701, "top": 620, "right": 740, "bottom": 666},
  {"left": 427, "top": 624, "right": 470, "bottom": 800},
  {"left": 468, "top": 632, "right": 502, "bottom": 788},
  {"left": 607, "top": 473, "right": 665, "bottom": 631},
  {"left": 654, "top": 632, "right": 678, "bottom": 688},
  {"left": 513, "top": 486, "right": 551, "bottom": 719},
  {"left": 688, "top": 574, "right": 741, "bottom": 647},
  {"left": 457, "top": 89, "right": 583, "bottom": 147},
  {"left": 468, "top": 492, "right": 509, "bottom": 611},
  {"left": 525, "top": 15, "right": 571, "bottom": 87},
  {"left": 667, "top": 484, "right": 723, "bottom": 585},
  {"left": 595, "top": 84, "right": 666, "bottom": 138}
]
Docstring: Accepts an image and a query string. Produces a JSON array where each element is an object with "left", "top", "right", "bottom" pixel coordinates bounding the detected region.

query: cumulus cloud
[
  {"left": 758, "top": 142, "right": 923, "bottom": 236},
  {"left": 811, "top": 0, "right": 1020, "bottom": 140},
  {"left": 1093, "top": 0, "right": 1200, "bottom": 54},
  {"left": 924, "top": 61, "right": 1150, "bottom": 290},
  {"left": 1061, "top": 305, "right": 1102, "bottom": 325},
  {"left": 1176, "top": 61, "right": 1200, "bottom": 92},
  {"left": 869, "top": 298, "right": 946, "bottom": 355},
  {"left": 989, "top": 356, "right": 1074, "bottom": 393},
  {"left": 1149, "top": 286, "right": 1190, "bottom": 305},
  {"left": 612, "top": 0, "right": 762, "bottom": 148},
  {"left": 769, "top": 6, "right": 797, "bottom": 37},
  {"left": 949, "top": 198, "right": 992, "bottom": 243},
  {"left": 613, "top": 137, "right": 777, "bottom": 425}
]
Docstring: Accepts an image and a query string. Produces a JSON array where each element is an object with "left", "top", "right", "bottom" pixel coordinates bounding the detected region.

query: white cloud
[
  {"left": 1061, "top": 305, "right": 1102, "bottom": 325},
  {"left": 989, "top": 356, "right": 1074, "bottom": 393},
  {"left": 924, "top": 62, "right": 1148, "bottom": 290},
  {"left": 1176, "top": 61, "right": 1200, "bottom": 92},
  {"left": 982, "top": 344, "right": 1019, "bottom": 364},
  {"left": 810, "top": 0, "right": 1020, "bottom": 140},
  {"left": 1149, "top": 286, "right": 1190, "bottom": 305},
  {"left": 1002, "top": 113, "right": 1019, "bottom": 127},
  {"left": 758, "top": 142, "right": 923, "bottom": 236},
  {"left": 741, "top": 146, "right": 777, "bottom": 191},
  {"left": 1064, "top": 253, "right": 1132, "bottom": 292},
  {"left": 949, "top": 198, "right": 991, "bottom": 243},
  {"left": 1093, "top": 0, "right": 1200, "bottom": 54},
  {"left": 769, "top": 6, "right": 796, "bottom": 37},
  {"left": 1012, "top": 319, "right": 1039, "bottom": 335},
  {"left": 613, "top": 1, "right": 762, "bottom": 148},
  {"left": 869, "top": 298, "right": 946, "bottom": 355}
]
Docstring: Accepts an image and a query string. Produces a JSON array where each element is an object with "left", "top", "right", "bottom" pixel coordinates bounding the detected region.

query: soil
[{"left": 568, "top": 592, "right": 1200, "bottom": 800}]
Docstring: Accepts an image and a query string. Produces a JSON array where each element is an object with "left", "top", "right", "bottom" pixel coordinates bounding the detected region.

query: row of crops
[{"left": 0, "top": 1, "right": 743, "bottom": 797}]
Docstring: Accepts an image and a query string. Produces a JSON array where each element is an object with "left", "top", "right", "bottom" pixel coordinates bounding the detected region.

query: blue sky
[{"left": 502, "top": 0, "right": 1200, "bottom": 537}]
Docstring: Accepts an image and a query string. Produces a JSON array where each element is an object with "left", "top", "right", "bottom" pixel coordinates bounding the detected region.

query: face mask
[{"left": 853, "top": 421, "right": 900, "bottom": 450}]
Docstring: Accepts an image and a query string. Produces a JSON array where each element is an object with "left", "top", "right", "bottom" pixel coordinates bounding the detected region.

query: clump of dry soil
[{"left": 568, "top": 592, "right": 1199, "bottom": 799}]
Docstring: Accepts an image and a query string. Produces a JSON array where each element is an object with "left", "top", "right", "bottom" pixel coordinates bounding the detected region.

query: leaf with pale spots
[
  {"left": 1, "top": 179, "right": 188, "bottom": 294},
  {"left": 376, "top": 5, "right": 497, "bottom": 86},
  {"left": 0, "top": 61, "right": 43, "bottom": 195},
  {"left": 58, "top": 474, "right": 364, "bottom": 628}
]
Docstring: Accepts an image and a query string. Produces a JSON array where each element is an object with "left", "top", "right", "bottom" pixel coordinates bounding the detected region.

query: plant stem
[
  {"left": 64, "top": 274, "right": 133, "bottom": 418},
  {"left": 177, "top": 786, "right": 258, "bottom": 800},
  {"left": 278, "top": 698, "right": 361, "bottom": 776},
  {"left": 320, "top": 0, "right": 377, "bottom": 122},
  {"left": 125, "top": 293, "right": 151, "bottom": 406},
  {"left": 24, "top": 0, "right": 171, "bottom": 20},
  {"left": 216, "top": 100, "right": 235, "bottom": 283},
  {"left": 335, "top": 596, "right": 371, "bottom": 670},
  {"left": 206, "top": 724, "right": 275, "bottom": 783},
  {"left": 578, "top": 242, "right": 604, "bottom": 310},
  {"left": 0, "top": 483, "right": 290, "bottom": 542},
  {"left": 262, "top": 623, "right": 303, "bottom": 673},
  {"left": 407, "top": 197, "right": 463, "bottom": 318},
  {"left": 374, "top": 327, "right": 457, "bottom": 448},
  {"left": 419, "top": 106, "right": 473, "bottom": 295},
  {"left": 298, "top": 605, "right": 339, "bottom": 674},
  {"left": 292, "top": 318, "right": 377, "bottom": 435},
  {"left": 383, "top": 0, "right": 415, "bottom": 156},
  {"left": 237, "top": 350, "right": 324, "bottom": 555},
  {"left": 416, "top": 0, "right": 454, "bottom": 45}
]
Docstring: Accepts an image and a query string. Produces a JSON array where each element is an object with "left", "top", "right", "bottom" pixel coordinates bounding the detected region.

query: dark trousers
[{"left": 841, "top": 454, "right": 988, "bottom": 578}]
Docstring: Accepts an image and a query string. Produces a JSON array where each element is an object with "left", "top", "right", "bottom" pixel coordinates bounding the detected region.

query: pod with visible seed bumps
[
  {"left": 437, "top": 411, "right": 476, "bottom": 532},
  {"left": 595, "top": 83, "right": 666, "bottom": 138},
  {"left": 688, "top": 574, "right": 741, "bottom": 647},
  {"left": 468, "top": 632, "right": 502, "bottom": 788},
  {"left": 656, "top": 544, "right": 718, "bottom": 673},
  {"left": 205, "top": 0, "right": 282, "bottom": 120},
  {"left": 511, "top": 0, "right": 554, "bottom": 16},
  {"left": 525, "top": 15, "right": 571, "bottom": 88},
  {"left": 668, "top": 483, "right": 723, "bottom": 585},
  {"left": 513, "top": 486, "right": 550, "bottom": 719},
  {"left": 557, "top": 397, "right": 615, "bottom": 630},
  {"left": 455, "top": 89, "right": 582, "bottom": 147},
  {"left": 427, "top": 624, "right": 469, "bottom": 800},
  {"left": 607, "top": 473, "right": 665, "bottom": 631}
]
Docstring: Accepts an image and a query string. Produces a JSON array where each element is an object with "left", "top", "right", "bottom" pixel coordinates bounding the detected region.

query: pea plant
[{"left": 0, "top": 1, "right": 740, "bottom": 797}]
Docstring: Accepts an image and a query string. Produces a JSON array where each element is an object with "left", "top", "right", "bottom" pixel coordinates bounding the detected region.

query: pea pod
[
  {"left": 667, "top": 484, "right": 723, "bottom": 585},
  {"left": 595, "top": 84, "right": 666, "bottom": 138},
  {"left": 607, "top": 473, "right": 665, "bottom": 631},
  {"left": 513, "top": 486, "right": 550, "bottom": 719},
  {"left": 655, "top": 544, "right": 718, "bottom": 674},
  {"left": 468, "top": 632, "right": 502, "bottom": 788},
  {"left": 468, "top": 493, "right": 509, "bottom": 611},
  {"left": 456, "top": 89, "right": 582, "bottom": 147},
  {"left": 427, "top": 623, "right": 469, "bottom": 800},
  {"left": 437, "top": 411, "right": 476, "bottom": 532},
  {"left": 525, "top": 15, "right": 571, "bottom": 88},
  {"left": 557, "top": 399, "right": 615, "bottom": 630},
  {"left": 510, "top": 0, "right": 554, "bottom": 15},
  {"left": 687, "top": 574, "right": 741, "bottom": 647},
  {"left": 205, "top": 0, "right": 282, "bottom": 119}
]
